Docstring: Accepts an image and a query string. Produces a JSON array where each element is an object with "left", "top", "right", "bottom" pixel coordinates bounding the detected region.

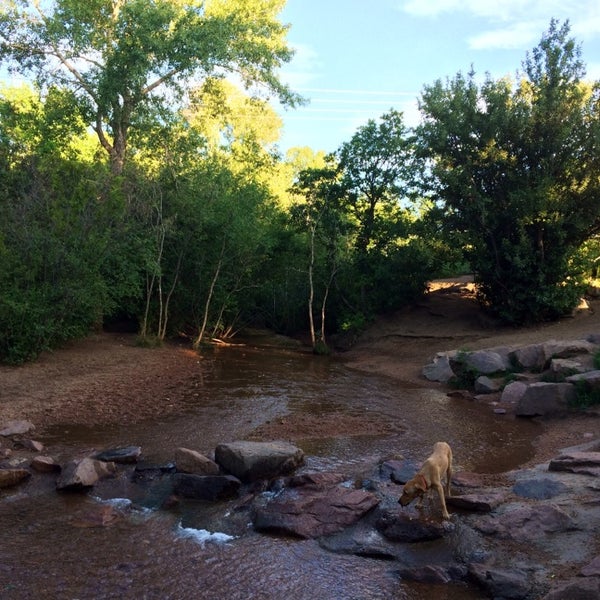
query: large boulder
[
  {"left": 548, "top": 451, "right": 600, "bottom": 477},
  {"left": 56, "top": 457, "right": 117, "bottom": 491},
  {"left": 215, "top": 440, "right": 304, "bottom": 482},
  {"left": 173, "top": 473, "right": 241, "bottom": 501},
  {"left": 253, "top": 475, "right": 379, "bottom": 538},
  {"left": 515, "top": 382, "right": 576, "bottom": 417}
]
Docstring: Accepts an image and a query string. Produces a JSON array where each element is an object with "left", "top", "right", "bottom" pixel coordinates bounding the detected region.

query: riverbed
[{"left": 0, "top": 344, "right": 544, "bottom": 599}]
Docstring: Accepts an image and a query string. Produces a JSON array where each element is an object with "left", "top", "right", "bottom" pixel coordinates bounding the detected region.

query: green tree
[
  {"left": 289, "top": 160, "right": 347, "bottom": 353},
  {"left": 333, "top": 109, "right": 429, "bottom": 318},
  {"left": 0, "top": 85, "right": 132, "bottom": 362},
  {"left": 417, "top": 20, "right": 600, "bottom": 324},
  {"left": 0, "top": 0, "right": 300, "bottom": 174}
]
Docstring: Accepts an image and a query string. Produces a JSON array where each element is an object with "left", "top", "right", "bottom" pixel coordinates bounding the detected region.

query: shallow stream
[{"left": 1, "top": 346, "right": 542, "bottom": 599}]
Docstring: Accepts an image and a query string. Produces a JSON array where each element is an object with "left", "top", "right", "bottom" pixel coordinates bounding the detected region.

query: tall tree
[
  {"left": 290, "top": 160, "right": 346, "bottom": 353},
  {"left": 417, "top": 20, "right": 600, "bottom": 324},
  {"left": 0, "top": 0, "right": 300, "bottom": 174}
]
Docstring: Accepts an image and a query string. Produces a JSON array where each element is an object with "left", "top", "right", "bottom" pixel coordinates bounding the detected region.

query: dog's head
[{"left": 398, "top": 477, "right": 427, "bottom": 506}]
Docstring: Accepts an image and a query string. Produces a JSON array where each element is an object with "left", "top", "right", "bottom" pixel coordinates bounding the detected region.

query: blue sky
[{"left": 276, "top": 0, "right": 600, "bottom": 154}]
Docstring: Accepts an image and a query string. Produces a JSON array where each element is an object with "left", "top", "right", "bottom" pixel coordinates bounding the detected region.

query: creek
[{"left": 0, "top": 345, "right": 542, "bottom": 599}]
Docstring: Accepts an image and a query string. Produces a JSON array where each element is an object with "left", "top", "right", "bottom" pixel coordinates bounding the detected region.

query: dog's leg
[
  {"left": 445, "top": 456, "right": 452, "bottom": 498},
  {"left": 433, "top": 482, "right": 450, "bottom": 519}
]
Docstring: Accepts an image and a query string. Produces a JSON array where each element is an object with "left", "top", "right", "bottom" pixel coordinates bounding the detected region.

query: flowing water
[{"left": 0, "top": 345, "right": 542, "bottom": 599}]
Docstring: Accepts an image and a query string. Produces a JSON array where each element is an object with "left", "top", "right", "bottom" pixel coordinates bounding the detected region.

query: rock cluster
[{"left": 423, "top": 336, "right": 600, "bottom": 416}]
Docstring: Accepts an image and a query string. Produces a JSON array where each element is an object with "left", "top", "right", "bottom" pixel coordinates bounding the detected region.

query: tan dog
[{"left": 398, "top": 441, "right": 453, "bottom": 519}]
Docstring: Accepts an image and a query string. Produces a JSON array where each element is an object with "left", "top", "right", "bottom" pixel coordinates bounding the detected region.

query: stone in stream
[
  {"left": 173, "top": 473, "right": 241, "bottom": 501},
  {"left": 215, "top": 440, "right": 304, "bottom": 482},
  {"left": 252, "top": 480, "right": 379, "bottom": 539},
  {"left": 175, "top": 447, "right": 220, "bottom": 475},
  {"left": 94, "top": 446, "right": 142, "bottom": 464},
  {"left": 0, "top": 420, "right": 35, "bottom": 437},
  {"left": 56, "top": 457, "right": 117, "bottom": 491},
  {"left": 0, "top": 468, "right": 31, "bottom": 488}
]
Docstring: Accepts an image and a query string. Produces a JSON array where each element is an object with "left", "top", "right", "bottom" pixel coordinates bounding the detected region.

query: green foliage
[
  {"left": 571, "top": 379, "right": 600, "bottom": 409},
  {"left": 417, "top": 20, "right": 600, "bottom": 325},
  {"left": 0, "top": 0, "right": 300, "bottom": 173}
]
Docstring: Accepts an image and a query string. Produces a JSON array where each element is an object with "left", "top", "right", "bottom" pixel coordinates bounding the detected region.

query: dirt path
[{"left": 1, "top": 278, "right": 599, "bottom": 467}]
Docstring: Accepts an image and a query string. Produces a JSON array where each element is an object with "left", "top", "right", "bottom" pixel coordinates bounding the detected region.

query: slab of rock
[
  {"left": 215, "top": 440, "right": 304, "bottom": 482},
  {"left": 375, "top": 512, "right": 447, "bottom": 542},
  {"left": 550, "top": 357, "right": 591, "bottom": 377},
  {"left": 0, "top": 420, "right": 35, "bottom": 436},
  {"left": 447, "top": 492, "right": 507, "bottom": 512},
  {"left": 381, "top": 459, "right": 418, "bottom": 485},
  {"left": 512, "top": 478, "right": 569, "bottom": 499},
  {"left": 469, "top": 564, "right": 531, "bottom": 600},
  {"left": 31, "top": 456, "right": 61, "bottom": 473},
  {"left": 173, "top": 473, "right": 241, "bottom": 501},
  {"left": 94, "top": 446, "right": 142, "bottom": 464},
  {"left": 548, "top": 451, "right": 600, "bottom": 477},
  {"left": 541, "top": 577, "right": 600, "bottom": 600},
  {"left": 515, "top": 382, "right": 576, "bottom": 417},
  {"left": 0, "top": 468, "right": 31, "bottom": 488},
  {"left": 175, "top": 448, "right": 219, "bottom": 475},
  {"left": 253, "top": 485, "right": 379, "bottom": 539},
  {"left": 542, "top": 339, "right": 595, "bottom": 362},
  {"left": 566, "top": 369, "right": 600, "bottom": 390},
  {"left": 474, "top": 504, "right": 578, "bottom": 542},
  {"left": 56, "top": 458, "right": 117, "bottom": 491},
  {"left": 398, "top": 565, "right": 453, "bottom": 584},
  {"left": 581, "top": 555, "right": 600, "bottom": 577}
]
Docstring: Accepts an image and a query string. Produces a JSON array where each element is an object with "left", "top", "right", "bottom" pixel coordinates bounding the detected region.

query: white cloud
[
  {"left": 399, "top": 0, "right": 600, "bottom": 50},
  {"left": 279, "top": 43, "right": 322, "bottom": 89}
]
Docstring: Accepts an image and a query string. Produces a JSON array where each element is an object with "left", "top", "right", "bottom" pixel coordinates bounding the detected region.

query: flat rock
[
  {"left": 447, "top": 492, "right": 507, "bottom": 512},
  {"left": 253, "top": 485, "right": 379, "bottom": 539},
  {"left": 474, "top": 504, "right": 578, "bottom": 542},
  {"left": 548, "top": 451, "right": 600, "bottom": 477},
  {"left": 581, "top": 555, "right": 600, "bottom": 577},
  {"left": 0, "top": 420, "right": 35, "bottom": 436},
  {"left": 215, "top": 440, "right": 304, "bottom": 482},
  {"left": 94, "top": 446, "right": 142, "bottom": 464},
  {"left": 0, "top": 468, "right": 31, "bottom": 488},
  {"left": 512, "top": 478, "right": 569, "bottom": 499},
  {"left": 541, "top": 577, "right": 600, "bottom": 600}
]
